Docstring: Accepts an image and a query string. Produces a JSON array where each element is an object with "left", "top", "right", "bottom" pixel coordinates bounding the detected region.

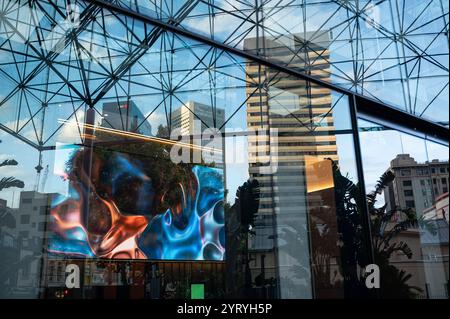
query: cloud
[
  {"left": 0, "top": 154, "right": 14, "bottom": 162},
  {"left": 56, "top": 110, "right": 85, "bottom": 143}
]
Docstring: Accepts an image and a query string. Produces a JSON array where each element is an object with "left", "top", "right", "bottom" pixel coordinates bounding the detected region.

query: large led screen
[{"left": 48, "top": 144, "right": 225, "bottom": 261}]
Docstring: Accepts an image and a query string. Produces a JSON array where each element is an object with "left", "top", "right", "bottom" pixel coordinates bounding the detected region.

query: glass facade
[
  {"left": 0, "top": 0, "right": 448, "bottom": 299},
  {"left": 110, "top": 0, "right": 450, "bottom": 125}
]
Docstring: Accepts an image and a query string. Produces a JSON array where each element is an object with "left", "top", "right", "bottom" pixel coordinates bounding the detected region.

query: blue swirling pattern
[
  {"left": 138, "top": 166, "right": 225, "bottom": 261},
  {"left": 48, "top": 164, "right": 225, "bottom": 261}
]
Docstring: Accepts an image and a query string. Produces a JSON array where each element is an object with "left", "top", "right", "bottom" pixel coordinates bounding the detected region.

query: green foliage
[
  {"left": 0, "top": 159, "right": 18, "bottom": 167},
  {"left": 0, "top": 177, "right": 25, "bottom": 191},
  {"left": 235, "top": 179, "right": 260, "bottom": 233},
  {"left": 0, "top": 141, "right": 25, "bottom": 192},
  {"left": 367, "top": 169, "right": 435, "bottom": 299}
]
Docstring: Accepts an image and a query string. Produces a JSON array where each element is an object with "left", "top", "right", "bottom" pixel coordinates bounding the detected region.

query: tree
[
  {"left": 237, "top": 179, "right": 260, "bottom": 295},
  {"left": 329, "top": 159, "right": 368, "bottom": 297},
  {"left": 366, "top": 170, "right": 435, "bottom": 298},
  {"left": 0, "top": 140, "right": 25, "bottom": 191},
  {"left": 329, "top": 161, "right": 433, "bottom": 298},
  {"left": 224, "top": 179, "right": 261, "bottom": 298},
  {"left": 156, "top": 124, "right": 170, "bottom": 139},
  {"left": 0, "top": 139, "right": 24, "bottom": 233},
  {"left": 236, "top": 179, "right": 261, "bottom": 233},
  {"left": 277, "top": 159, "right": 429, "bottom": 299},
  {"left": 0, "top": 140, "right": 24, "bottom": 296}
]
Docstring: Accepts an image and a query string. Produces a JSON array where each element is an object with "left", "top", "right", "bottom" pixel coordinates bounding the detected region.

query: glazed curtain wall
[
  {"left": 103, "top": 0, "right": 449, "bottom": 126},
  {"left": 358, "top": 119, "right": 449, "bottom": 299},
  {"left": 0, "top": 0, "right": 448, "bottom": 299},
  {"left": 0, "top": 0, "right": 371, "bottom": 299}
]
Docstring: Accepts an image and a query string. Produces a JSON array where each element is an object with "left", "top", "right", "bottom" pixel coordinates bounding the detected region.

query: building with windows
[
  {"left": 244, "top": 32, "right": 345, "bottom": 298},
  {"left": 12, "top": 191, "right": 56, "bottom": 298},
  {"left": 170, "top": 101, "right": 225, "bottom": 168},
  {"left": 384, "top": 154, "right": 449, "bottom": 216},
  {"left": 102, "top": 100, "right": 153, "bottom": 136},
  {"left": 424, "top": 193, "right": 449, "bottom": 223},
  {"left": 0, "top": 0, "right": 448, "bottom": 300}
]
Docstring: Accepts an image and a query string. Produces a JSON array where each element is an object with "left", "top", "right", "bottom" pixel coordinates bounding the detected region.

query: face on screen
[{"left": 48, "top": 145, "right": 225, "bottom": 261}]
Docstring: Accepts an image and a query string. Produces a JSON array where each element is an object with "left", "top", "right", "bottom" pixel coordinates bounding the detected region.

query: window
[
  {"left": 431, "top": 168, "right": 436, "bottom": 174},
  {"left": 403, "top": 180, "right": 412, "bottom": 187},
  {"left": 2, "top": 234, "right": 14, "bottom": 248},
  {"left": 19, "top": 231, "right": 29, "bottom": 238},
  {"left": 20, "top": 215, "right": 30, "bottom": 224},
  {"left": 359, "top": 118, "right": 449, "bottom": 300},
  {"left": 442, "top": 178, "right": 447, "bottom": 185},
  {"left": 404, "top": 190, "right": 414, "bottom": 197},
  {"left": 405, "top": 200, "right": 416, "bottom": 208},
  {"left": 417, "top": 169, "right": 425, "bottom": 175},
  {"left": 440, "top": 168, "right": 446, "bottom": 173},
  {"left": 401, "top": 170, "right": 411, "bottom": 176},
  {"left": 39, "top": 206, "right": 49, "bottom": 215},
  {"left": 444, "top": 187, "right": 448, "bottom": 193},
  {"left": 38, "top": 222, "right": 46, "bottom": 232}
]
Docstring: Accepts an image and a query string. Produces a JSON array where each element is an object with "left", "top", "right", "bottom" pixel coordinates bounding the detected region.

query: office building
[
  {"left": 384, "top": 154, "right": 449, "bottom": 216},
  {"left": 102, "top": 101, "right": 153, "bottom": 136},
  {"left": 171, "top": 101, "right": 226, "bottom": 168},
  {"left": 0, "top": 0, "right": 448, "bottom": 300}
]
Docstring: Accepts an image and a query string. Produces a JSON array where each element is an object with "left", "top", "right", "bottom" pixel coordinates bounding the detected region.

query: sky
[
  {"left": 0, "top": 0, "right": 448, "bottom": 210},
  {"left": 3, "top": 94, "right": 447, "bottom": 211}
]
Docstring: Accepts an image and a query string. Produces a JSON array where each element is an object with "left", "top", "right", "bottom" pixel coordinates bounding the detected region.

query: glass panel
[
  {"left": 422, "top": 138, "right": 450, "bottom": 299},
  {"left": 358, "top": 118, "right": 449, "bottom": 299},
  {"left": 0, "top": 1, "right": 372, "bottom": 299},
  {"left": 109, "top": 0, "right": 449, "bottom": 125},
  {"left": 1, "top": 0, "right": 446, "bottom": 300}
]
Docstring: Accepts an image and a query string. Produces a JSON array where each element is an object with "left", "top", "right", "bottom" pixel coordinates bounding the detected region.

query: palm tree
[
  {"left": 0, "top": 139, "right": 24, "bottom": 230},
  {"left": 305, "top": 160, "right": 431, "bottom": 298},
  {"left": 235, "top": 179, "right": 261, "bottom": 297},
  {"left": 0, "top": 140, "right": 25, "bottom": 295},
  {"left": 366, "top": 170, "right": 435, "bottom": 298},
  {"left": 0, "top": 140, "right": 25, "bottom": 191}
]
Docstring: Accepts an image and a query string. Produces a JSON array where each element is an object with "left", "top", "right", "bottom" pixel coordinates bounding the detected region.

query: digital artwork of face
[{"left": 49, "top": 145, "right": 225, "bottom": 262}]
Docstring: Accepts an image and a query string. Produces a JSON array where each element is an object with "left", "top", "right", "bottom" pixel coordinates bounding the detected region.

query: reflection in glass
[
  {"left": 112, "top": 0, "right": 449, "bottom": 124},
  {"left": 359, "top": 119, "right": 449, "bottom": 299},
  {"left": 0, "top": 0, "right": 447, "bottom": 300}
]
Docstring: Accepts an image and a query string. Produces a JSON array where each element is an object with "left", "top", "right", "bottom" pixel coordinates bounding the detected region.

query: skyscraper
[
  {"left": 102, "top": 100, "right": 153, "bottom": 136},
  {"left": 244, "top": 32, "right": 341, "bottom": 298},
  {"left": 170, "top": 101, "right": 226, "bottom": 169}
]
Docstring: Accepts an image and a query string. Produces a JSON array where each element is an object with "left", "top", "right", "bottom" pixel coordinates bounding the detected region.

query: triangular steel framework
[{"left": 0, "top": 0, "right": 448, "bottom": 150}]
